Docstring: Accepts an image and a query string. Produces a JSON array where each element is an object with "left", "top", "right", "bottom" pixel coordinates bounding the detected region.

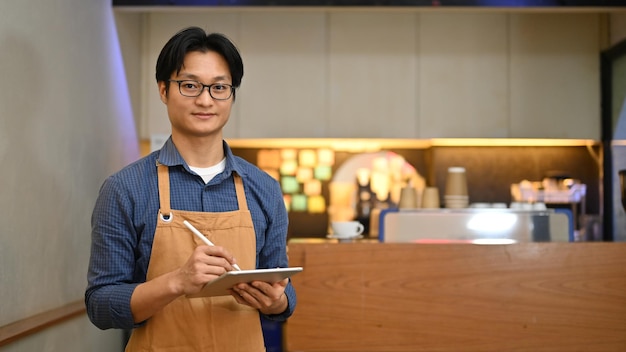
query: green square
[
  {"left": 291, "top": 194, "right": 308, "bottom": 212},
  {"left": 281, "top": 176, "right": 300, "bottom": 194},
  {"left": 314, "top": 165, "right": 332, "bottom": 181}
]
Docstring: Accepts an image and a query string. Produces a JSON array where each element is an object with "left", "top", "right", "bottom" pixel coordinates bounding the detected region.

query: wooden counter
[{"left": 285, "top": 242, "right": 626, "bottom": 351}]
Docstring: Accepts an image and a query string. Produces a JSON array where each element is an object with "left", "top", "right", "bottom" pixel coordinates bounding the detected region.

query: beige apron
[{"left": 125, "top": 164, "right": 265, "bottom": 351}]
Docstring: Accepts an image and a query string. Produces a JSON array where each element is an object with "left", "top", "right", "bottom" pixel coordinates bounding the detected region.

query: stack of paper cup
[{"left": 444, "top": 167, "right": 469, "bottom": 208}]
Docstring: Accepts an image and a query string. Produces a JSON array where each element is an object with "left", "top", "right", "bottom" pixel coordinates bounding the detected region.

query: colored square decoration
[
  {"left": 257, "top": 149, "right": 281, "bottom": 169},
  {"left": 281, "top": 176, "right": 300, "bottom": 194},
  {"left": 307, "top": 195, "right": 326, "bottom": 213},
  {"left": 291, "top": 194, "right": 307, "bottom": 212},
  {"left": 281, "top": 149, "right": 297, "bottom": 161},
  {"left": 314, "top": 165, "right": 332, "bottom": 181},
  {"left": 303, "top": 179, "right": 322, "bottom": 196},
  {"left": 317, "top": 149, "right": 335, "bottom": 166},
  {"left": 298, "top": 149, "right": 317, "bottom": 167},
  {"left": 280, "top": 160, "right": 298, "bottom": 176},
  {"left": 296, "top": 167, "right": 313, "bottom": 183}
]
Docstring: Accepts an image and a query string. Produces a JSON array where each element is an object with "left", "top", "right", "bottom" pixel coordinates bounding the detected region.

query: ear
[{"left": 158, "top": 81, "right": 168, "bottom": 104}]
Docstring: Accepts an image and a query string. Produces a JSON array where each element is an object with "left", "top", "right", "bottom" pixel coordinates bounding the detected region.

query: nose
[{"left": 195, "top": 87, "right": 214, "bottom": 105}]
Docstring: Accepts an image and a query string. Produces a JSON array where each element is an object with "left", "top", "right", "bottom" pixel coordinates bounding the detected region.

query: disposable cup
[
  {"left": 398, "top": 186, "right": 418, "bottom": 209},
  {"left": 421, "top": 187, "right": 440, "bottom": 209},
  {"left": 445, "top": 167, "right": 468, "bottom": 196}
]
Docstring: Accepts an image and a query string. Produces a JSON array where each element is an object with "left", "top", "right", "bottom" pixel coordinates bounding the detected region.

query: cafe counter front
[{"left": 284, "top": 241, "right": 626, "bottom": 352}]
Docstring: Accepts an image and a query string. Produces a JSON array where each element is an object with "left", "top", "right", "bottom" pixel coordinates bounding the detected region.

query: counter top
[{"left": 285, "top": 242, "right": 626, "bottom": 352}]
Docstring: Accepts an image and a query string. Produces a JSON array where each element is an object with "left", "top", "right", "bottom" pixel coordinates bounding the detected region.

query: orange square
[
  {"left": 257, "top": 149, "right": 281, "bottom": 169},
  {"left": 303, "top": 179, "right": 322, "bottom": 196}
]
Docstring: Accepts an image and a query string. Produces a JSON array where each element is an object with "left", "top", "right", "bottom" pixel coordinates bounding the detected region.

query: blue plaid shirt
[{"left": 85, "top": 138, "right": 295, "bottom": 329}]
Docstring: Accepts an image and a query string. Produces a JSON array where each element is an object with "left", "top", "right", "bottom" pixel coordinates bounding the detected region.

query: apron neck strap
[
  {"left": 157, "top": 162, "right": 172, "bottom": 217},
  {"left": 233, "top": 173, "right": 248, "bottom": 211}
]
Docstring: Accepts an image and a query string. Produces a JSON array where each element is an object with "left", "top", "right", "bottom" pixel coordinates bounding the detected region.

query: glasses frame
[{"left": 168, "top": 79, "right": 235, "bottom": 100}]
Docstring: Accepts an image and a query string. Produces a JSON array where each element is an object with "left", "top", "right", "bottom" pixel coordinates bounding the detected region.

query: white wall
[
  {"left": 0, "top": 0, "right": 137, "bottom": 350},
  {"left": 125, "top": 10, "right": 602, "bottom": 140}
]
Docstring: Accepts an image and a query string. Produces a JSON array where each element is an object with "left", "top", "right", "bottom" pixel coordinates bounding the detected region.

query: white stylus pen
[{"left": 183, "top": 220, "right": 242, "bottom": 271}]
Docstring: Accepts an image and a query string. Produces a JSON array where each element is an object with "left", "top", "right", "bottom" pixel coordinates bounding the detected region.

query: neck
[{"left": 171, "top": 133, "right": 225, "bottom": 168}]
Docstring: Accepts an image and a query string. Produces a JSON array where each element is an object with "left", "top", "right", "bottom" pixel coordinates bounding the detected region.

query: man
[{"left": 85, "top": 26, "right": 296, "bottom": 351}]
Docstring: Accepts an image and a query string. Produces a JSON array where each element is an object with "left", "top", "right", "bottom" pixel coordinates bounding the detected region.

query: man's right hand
[{"left": 175, "top": 245, "right": 240, "bottom": 295}]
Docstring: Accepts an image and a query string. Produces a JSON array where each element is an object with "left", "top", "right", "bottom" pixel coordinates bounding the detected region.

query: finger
[
  {"left": 250, "top": 281, "right": 270, "bottom": 296},
  {"left": 193, "top": 246, "right": 238, "bottom": 271},
  {"left": 229, "top": 289, "right": 248, "bottom": 304},
  {"left": 252, "top": 280, "right": 286, "bottom": 300},
  {"left": 195, "top": 245, "right": 239, "bottom": 270},
  {"left": 232, "top": 287, "right": 262, "bottom": 309}
]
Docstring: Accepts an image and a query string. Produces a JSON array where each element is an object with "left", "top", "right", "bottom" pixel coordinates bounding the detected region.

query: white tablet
[{"left": 186, "top": 267, "right": 303, "bottom": 298}]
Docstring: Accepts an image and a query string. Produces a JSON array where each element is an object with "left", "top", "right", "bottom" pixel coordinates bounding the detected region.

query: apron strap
[
  {"left": 233, "top": 174, "right": 249, "bottom": 211},
  {"left": 157, "top": 162, "right": 172, "bottom": 219},
  {"left": 158, "top": 163, "right": 247, "bottom": 214}
]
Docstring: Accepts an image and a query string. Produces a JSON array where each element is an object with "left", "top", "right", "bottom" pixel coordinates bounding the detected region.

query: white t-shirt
[{"left": 189, "top": 158, "right": 226, "bottom": 184}]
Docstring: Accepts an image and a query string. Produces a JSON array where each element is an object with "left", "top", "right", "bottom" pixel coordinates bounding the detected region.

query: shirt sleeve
[
  {"left": 256, "top": 179, "right": 297, "bottom": 321},
  {"left": 85, "top": 175, "right": 143, "bottom": 330}
]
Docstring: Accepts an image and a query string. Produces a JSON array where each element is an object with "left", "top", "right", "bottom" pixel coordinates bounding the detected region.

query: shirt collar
[{"left": 156, "top": 136, "right": 247, "bottom": 177}]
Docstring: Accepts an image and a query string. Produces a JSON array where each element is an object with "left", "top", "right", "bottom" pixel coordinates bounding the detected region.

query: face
[{"left": 158, "top": 50, "right": 233, "bottom": 140}]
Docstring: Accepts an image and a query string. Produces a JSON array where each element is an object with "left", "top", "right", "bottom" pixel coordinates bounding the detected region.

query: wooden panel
[
  {"left": 509, "top": 13, "right": 600, "bottom": 139},
  {"left": 285, "top": 243, "right": 626, "bottom": 351},
  {"left": 328, "top": 12, "right": 418, "bottom": 138},
  {"left": 238, "top": 11, "right": 327, "bottom": 138},
  {"left": 419, "top": 13, "right": 508, "bottom": 138}
]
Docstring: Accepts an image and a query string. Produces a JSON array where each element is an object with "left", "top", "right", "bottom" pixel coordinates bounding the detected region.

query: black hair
[{"left": 155, "top": 26, "right": 244, "bottom": 96}]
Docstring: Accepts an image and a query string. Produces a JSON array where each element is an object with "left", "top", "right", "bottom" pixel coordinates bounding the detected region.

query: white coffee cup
[{"left": 331, "top": 221, "right": 365, "bottom": 238}]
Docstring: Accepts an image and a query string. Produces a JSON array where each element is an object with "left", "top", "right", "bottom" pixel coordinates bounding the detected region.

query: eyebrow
[{"left": 178, "top": 73, "right": 231, "bottom": 82}]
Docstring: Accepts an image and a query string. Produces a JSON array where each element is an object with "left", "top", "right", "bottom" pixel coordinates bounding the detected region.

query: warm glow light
[
  {"left": 257, "top": 149, "right": 281, "bottom": 168},
  {"left": 303, "top": 179, "right": 322, "bottom": 196},
  {"left": 467, "top": 213, "right": 517, "bottom": 233},
  {"left": 430, "top": 138, "right": 596, "bottom": 147},
  {"left": 279, "top": 160, "right": 298, "bottom": 175},
  {"left": 141, "top": 137, "right": 599, "bottom": 157},
  {"left": 317, "top": 148, "right": 335, "bottom": 165},
  {"left": 307, "top": 195, "right": 326, "bottom": 213},
  {"left": 298, "top": 149, "right": 317, "bottom": 167},
  {"left": 281, "top": 149, "right": 297, "bottom": 160},
  {"left": 296, "top": 167, "right": 314, "bottom": 183},
  {"left": 222, "top": 138, "right": 597, "bottom": 150},
  {"left": 224, "top": 138, "right": 430, "bottom": 151}
]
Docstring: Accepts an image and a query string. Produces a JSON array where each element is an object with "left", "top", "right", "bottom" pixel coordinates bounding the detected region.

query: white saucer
[{"left": 326, "top": 234, "right": 364, "bottom": 241}]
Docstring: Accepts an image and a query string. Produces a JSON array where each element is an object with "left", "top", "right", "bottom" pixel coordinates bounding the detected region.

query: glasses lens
[
  {"left": 210, "top": 84, "right": 232, "bottom": 100},
  {"left": 178, "top": 81, "right": 201, "bottom": 97}
]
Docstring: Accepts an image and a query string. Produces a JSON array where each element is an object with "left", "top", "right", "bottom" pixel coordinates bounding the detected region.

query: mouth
[{"left": 193, "top": 112, "right": 215, "bottom": 119}]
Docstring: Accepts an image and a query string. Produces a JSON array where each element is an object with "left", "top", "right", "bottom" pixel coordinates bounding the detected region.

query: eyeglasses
[{"left": 168, "top": 80, "right": 235, "bottom": 100}]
